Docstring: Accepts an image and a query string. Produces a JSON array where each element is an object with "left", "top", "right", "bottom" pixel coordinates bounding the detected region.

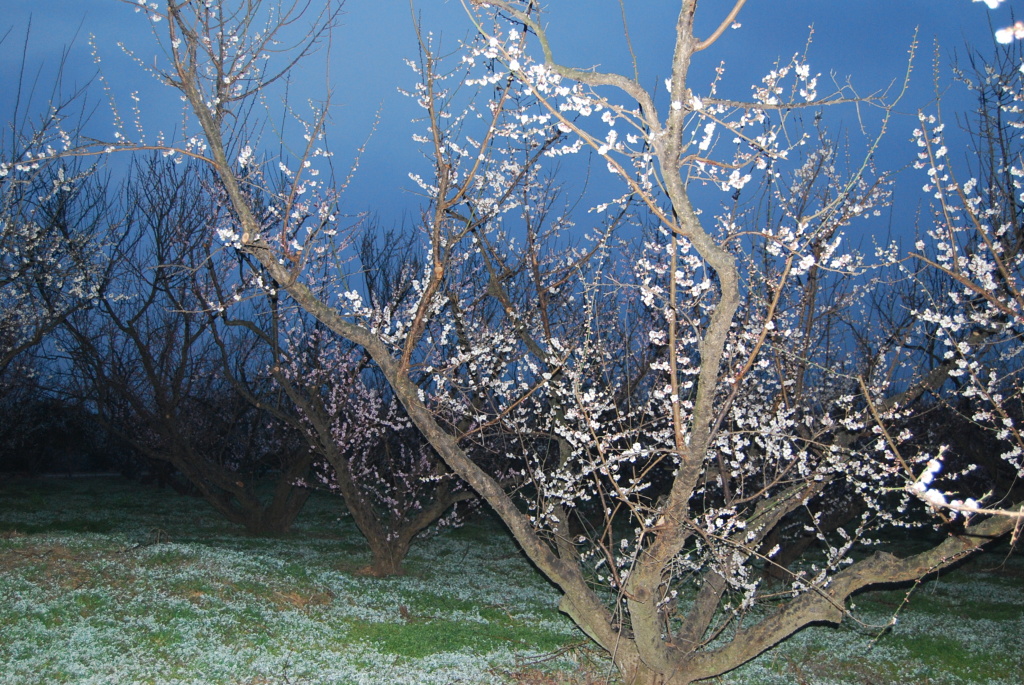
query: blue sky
[{"left": 2, "top": 1, "right": 1019, "bottom": 230}]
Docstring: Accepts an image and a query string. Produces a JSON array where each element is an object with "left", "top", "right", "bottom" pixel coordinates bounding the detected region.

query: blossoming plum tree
[
  {"left": 105, "top": 1, "right": 1023, "bottom": 683},
  {"left": 0, "top": 48, "right": 108, "bottom": 376},
  {"left": 276, "top": 325, "right": 476, "bottom": 576},
  {"left": 175, "top": 147, "right": 480, "bottom": 570},
  {"left": 901, "top": 39, "right": 1024, "bottom": 523}
]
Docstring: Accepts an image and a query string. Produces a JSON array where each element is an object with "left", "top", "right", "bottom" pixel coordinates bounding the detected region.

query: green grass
[
  {"left": 0, "top": 517, "right": 115, "bottom": 534},
  {"left": 0, "top": 476, "right": 596, "bottom": 684},
  {"left": 708, "top": 545, "right": 1024, "bottom": 685},
  {"left": 1, "top": 476, "right": 1021, "bottom": 684}
]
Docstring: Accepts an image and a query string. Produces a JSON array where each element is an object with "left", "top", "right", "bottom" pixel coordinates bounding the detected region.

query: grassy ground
[{"left": 1, "top": 476, "right": 1021, "bottom": 684}]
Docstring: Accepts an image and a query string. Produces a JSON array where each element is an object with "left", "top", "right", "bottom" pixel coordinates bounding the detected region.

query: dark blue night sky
[{"left": 2, "top": 1, "right": 1018, "bottom": 232}]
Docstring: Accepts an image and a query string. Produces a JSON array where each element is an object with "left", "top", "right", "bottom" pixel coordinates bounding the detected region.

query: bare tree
[{"left": 62, "top": 155, "right": 313, "bottom": 534}]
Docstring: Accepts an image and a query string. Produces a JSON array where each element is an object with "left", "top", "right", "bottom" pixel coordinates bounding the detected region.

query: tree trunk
[
  {"left": 616, "top": 655, "right": 692, "bottom": 685},
  {"left": 365, "top": 539, "right": 411, "bottom": 577}
]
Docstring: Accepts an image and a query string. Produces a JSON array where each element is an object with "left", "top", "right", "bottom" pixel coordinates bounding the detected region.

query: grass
[
  {"left": 1, "top": 476, "right": 1022, "bottom": 684},
  {"left": 704, "top": 539, "right": 1024, "bottom": 685},
  {"left": 0, "top": 476, "right": 606, "bottom": 684}
]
